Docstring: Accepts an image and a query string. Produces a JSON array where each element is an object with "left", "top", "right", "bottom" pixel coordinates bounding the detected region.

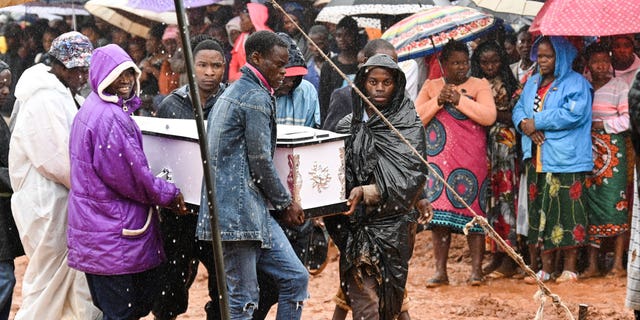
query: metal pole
[{"left": 172, "top": 1, "right": 230, "bottom": 319}]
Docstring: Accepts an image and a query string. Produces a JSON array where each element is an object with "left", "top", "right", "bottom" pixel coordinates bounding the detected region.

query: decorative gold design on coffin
[
  {"left": 287, "top": 154, "right": 302, "bottom": 204},
  {"left": 309, "top": 162, "right": 332, "bottom": 193}
]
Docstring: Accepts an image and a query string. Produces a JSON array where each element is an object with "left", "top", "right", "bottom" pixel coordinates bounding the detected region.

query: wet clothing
[
  {"left": 416, "top": 76, "right": 495, "bottom": 233},
  {"left": 198, "top": 64, "right": 308, "bottom": 319},
  {"left": 585, "top": 77, "right": 630, "bottom": 246},
  {"left": 0, "top": 107, "right": 22, "bottom": 320},
  {"left": 325, "top": 54, "right": 427, "bottom": 320},
  {"left": 153, "top": 83, "right": 226, "bottom": 320},
  {"left": 275, "top": 79, "right": 320, "bottom": 127},
  {"left": 9, "top": 62, "right": 100, "bottom": 320},
  {"left": 512, "top": 36, "right": 593, "bottom": 251},
  {"left": 68, "top": 44, "right": 178, "bottom": 276}
]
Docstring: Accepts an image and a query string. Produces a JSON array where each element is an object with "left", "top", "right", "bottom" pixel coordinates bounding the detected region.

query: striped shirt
[{"left": 592, "top": 77, "right": 630, "bottom": 134}]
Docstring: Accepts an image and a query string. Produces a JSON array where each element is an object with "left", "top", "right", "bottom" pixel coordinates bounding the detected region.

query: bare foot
[{"left": 606, "top": 268, "right": 627, "bottom": 278}]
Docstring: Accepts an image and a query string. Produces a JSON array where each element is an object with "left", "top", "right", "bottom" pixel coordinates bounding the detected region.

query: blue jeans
[
  {"left": 223, "top": 216, "right": 308, "bottom": 320},
  {"left": 0, "top": 261, "right": 15, "bottom": 320}
]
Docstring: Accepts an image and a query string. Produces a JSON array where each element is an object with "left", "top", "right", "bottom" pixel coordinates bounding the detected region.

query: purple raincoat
[{"left": 67, "top": 44, "right": 179, "bottom": 275}]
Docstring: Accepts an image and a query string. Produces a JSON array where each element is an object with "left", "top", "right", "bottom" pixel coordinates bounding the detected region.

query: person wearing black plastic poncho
[{"left": 325, "top": 53, "right": 427, "bottom": 320}]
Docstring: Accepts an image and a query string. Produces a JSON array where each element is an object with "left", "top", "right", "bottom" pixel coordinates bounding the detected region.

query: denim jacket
[{"left": 197, "top": 66, "right": 292, "bottom": 248}]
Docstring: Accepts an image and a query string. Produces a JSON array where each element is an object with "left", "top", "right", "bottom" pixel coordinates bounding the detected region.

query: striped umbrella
[{"left": 381, "top": 6, "right": 500, "bottom": 62}]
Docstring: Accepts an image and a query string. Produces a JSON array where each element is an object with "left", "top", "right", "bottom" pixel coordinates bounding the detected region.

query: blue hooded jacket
[{"left": 512, "top": 36, "right": 593, "bottom": 173}]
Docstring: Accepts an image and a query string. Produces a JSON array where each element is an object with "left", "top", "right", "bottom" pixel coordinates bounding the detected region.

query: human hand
[
  {"left": 592, "top": 121, "right": 604, "bottom": 130},
  {"left": 280, "top": 201, "right": 305, "bottom": 227},
  {"left": 344, "top": 186, "right": 364, "bottom": 216},
  {"left": 439, "top": 84, "right": 461, "bottom": 106},
  {"left": 168, "top": 192, "right": 189, "bottom": 215},
  {"left": 530, "top": 130, "right": 545, "bottom": 145},
  {"left": 416, "top": 199, "right": 433, "bottom": 224},
  {"left": 520, "top": 118, "right": 536, "bottom": 136}
]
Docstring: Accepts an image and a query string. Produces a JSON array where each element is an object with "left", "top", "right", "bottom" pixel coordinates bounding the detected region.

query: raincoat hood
[
  {"left": 89, "top": 44, "right": 141, "bottom": 113},
  {"left": 13, "top": 63, "right": 67, "bottom": 102},
  {"left": 353, "top": 54, "right": 407, "bottom": 119},
  {"left": 531, "top": 36, "right": 577, "bottom": 82}
]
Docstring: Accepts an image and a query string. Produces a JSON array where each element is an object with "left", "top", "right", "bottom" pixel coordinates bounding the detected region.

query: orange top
[{"left": 414, "top": 77, "right": 497, "bottom": 127}]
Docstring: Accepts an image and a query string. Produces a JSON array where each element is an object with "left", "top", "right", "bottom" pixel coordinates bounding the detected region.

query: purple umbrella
[{"left": 128, "top": 0, "right": 219, "bottom": 12}]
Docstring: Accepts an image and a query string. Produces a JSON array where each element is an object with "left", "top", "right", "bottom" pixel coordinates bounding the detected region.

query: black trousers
[
  {"left": 86, "top": 267, "right": 160, "bottom": 320},
  {"left": 152, "top": 209, "right": 220, "bottom": 320}
]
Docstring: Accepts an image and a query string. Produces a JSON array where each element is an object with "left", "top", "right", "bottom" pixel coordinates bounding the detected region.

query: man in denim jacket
[{"left": 197, "top": 30, "right": 308, "bottom": 320}]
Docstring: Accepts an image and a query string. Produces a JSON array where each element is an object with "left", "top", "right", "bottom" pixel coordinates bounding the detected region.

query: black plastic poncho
[{"left": 325, "top": 54, "right": 427, "bottom": 320}]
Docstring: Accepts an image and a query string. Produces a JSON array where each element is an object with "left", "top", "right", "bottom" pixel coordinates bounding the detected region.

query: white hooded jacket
[{"left": 9, "top": 62, "right": 100, "bottom": 320}]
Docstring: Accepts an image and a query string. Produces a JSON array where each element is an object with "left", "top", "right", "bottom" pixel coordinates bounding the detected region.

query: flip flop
[{"left": 426, "top": 277, "right": 449, "bottom": 288}]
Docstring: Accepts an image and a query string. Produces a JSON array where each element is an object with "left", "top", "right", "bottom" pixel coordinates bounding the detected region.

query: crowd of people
[{"left": 2, "top": 1, "right": 640, "bottom": 320}]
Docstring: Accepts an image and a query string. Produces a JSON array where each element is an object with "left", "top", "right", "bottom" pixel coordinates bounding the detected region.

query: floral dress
[
  {"left": 486, "top": 77, "right": 518, "bottom": 250},
  {"left": 526, "top": 83, "right": 588, "bottom": 251}
]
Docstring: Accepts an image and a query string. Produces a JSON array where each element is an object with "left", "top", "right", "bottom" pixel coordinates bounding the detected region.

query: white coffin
[{"left": 132, "top": 116, "right": 348, "bottom": 217}]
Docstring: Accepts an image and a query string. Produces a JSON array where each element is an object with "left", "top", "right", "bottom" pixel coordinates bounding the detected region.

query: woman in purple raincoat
[{"left": 67, "top": 44, "right": 187, "bottom": 320}]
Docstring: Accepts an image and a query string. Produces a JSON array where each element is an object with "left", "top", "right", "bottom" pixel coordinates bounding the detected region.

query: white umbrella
[
  {"left": 84, "top": 0, "right": 178, "bottom": 38},
  {"left": 0, "top": 3, "right": 89, "bottom": 17},
  {"left": 470, "top": 0, "right": 543, "bottom": 17}
]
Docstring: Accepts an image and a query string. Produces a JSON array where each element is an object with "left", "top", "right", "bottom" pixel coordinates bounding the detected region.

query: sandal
[
  {"left": 555, "top": 270, "right": 578, "bottom": 283},
  {"left": 426, "top": 277, "right": 449, "bottom": 288},
  {"left": 524, "top": 270, "right": 551, "bottom": 285}
]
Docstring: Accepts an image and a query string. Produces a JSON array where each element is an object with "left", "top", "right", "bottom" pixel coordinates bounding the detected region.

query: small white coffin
[{"left": 132, "top": 116, "right": 348, "bottom": 218}]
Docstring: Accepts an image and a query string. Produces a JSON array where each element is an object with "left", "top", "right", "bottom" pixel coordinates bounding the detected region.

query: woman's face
[
  {"left": 516, "top": 32, "right": 533, "bottom": 61},
  {"left": 479, "top": 50, "right": 501, "bottom": 79},
  {"left": 536, "top": 41, "right": 556, "bottom": 77},
  {"left": 443, "top": 50, "right": 469, "bottom": 85},
  {"left": 42, "top": 32, "right": 55, "bottom": 52},
  {"left": 105, "top": 68, "right": 136, "bottom": 99},
  {"left": 364, "top": 67, "right": 396, "bottom": 108},
  {"left": 587, "top": 52, "right": 612, "bottom": 82}
]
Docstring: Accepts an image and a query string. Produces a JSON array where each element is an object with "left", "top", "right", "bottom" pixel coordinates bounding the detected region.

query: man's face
[
  {"left": 251, "top": 45, "right": 288, "bottom": 89},
  {"left": 194, "top": 49, "right": 225, "bottom": 96},
  {"left": 308, "top": 33, "right": 327, "bottom": 59},
  {"left": 62, "top": 66, "right": 89, "bottom": 94},
  {"left": 335, "top": 27, "right": 356, "bottom": 52},
  {"left": 364, "top": 67, "right": 395, "bottom": 108},
  {"left": 275, "top": 76, "right": 300, "bottom": 96}
]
